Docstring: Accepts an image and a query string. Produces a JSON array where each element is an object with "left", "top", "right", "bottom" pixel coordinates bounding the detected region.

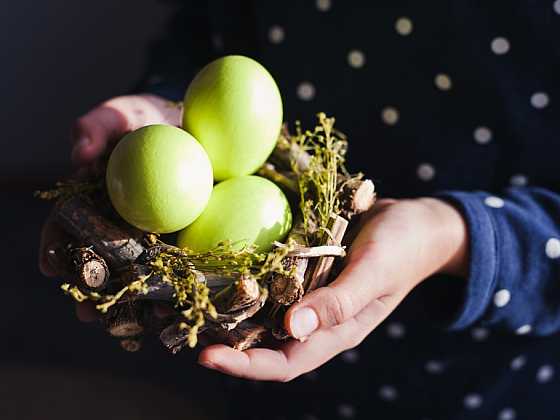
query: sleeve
[{"left": 436, "top": 187, "right": 560, "bottom": 336}]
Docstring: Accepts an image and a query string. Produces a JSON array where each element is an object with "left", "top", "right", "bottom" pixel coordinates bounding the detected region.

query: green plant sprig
[{"left": 288, "top": 113, "right": 349, "bottom": 244}]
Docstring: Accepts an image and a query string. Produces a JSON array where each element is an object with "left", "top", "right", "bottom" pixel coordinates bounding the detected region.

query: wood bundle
[{"left": 47, "top": 116, "right": 376, "bottom": 352}]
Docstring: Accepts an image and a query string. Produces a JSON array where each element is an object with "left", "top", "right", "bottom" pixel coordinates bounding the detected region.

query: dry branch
[{"left": 55, "top": 196, "right": 145, "bottom": 267}]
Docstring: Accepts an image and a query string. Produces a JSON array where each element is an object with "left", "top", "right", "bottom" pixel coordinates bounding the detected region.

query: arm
[
  {"left": 440, "top": 187, "right": 560, "bottom": 335},
  {"left": 198, "top": 186, "right": 560, "bottom": 381},
  {"left": 198, "top": 197, "right": 469, "bottom": 381}
]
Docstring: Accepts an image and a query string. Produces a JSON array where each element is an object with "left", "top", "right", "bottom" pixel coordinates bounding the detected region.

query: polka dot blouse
[{"left": 141, "top": 1, "right": 560, "bottom": 419}]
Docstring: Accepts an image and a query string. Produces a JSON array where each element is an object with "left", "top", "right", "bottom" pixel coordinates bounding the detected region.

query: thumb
[
  {"left": 71, "top": 94, "right": 182, "bottom": 165},
  {"left": 284, "top": 242, "right": 390, "bottom": 339}
]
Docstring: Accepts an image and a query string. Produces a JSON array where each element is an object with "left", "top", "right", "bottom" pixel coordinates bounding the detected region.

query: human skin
[{"left": 38, "top": 94, "right": 469, "bottom": 382}]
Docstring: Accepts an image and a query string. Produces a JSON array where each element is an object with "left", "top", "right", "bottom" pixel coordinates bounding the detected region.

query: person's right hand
[{"left": 39, "top": 94, "right": 182, "bottom": 320}]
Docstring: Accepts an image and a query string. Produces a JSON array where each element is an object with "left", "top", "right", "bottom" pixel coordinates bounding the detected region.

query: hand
[
  {"left": 198, "top": 198, "right": 469, "bottom": 381},
  {"left": 70, "top": 94, "right": 182, "bottom": 165},
  {"left": 39, "top": 94, "right": 182, "bottom": 320}
]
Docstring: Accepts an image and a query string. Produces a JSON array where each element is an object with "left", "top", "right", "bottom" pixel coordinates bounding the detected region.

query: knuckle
[{"left": 322, "top": 288, "right": 354, "bottom": 327}]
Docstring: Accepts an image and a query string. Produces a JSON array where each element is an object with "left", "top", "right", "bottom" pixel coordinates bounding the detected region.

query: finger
[
  {"left": 285, "top": 239, "right": 395, "bottom": 338},
  {"left": 39, "top": 213, "right": 71, "bottom": 277},
  {"left": 71, "top": 94, "right": 182, "bottom": 165},
  {"left": 75, "top": 302, "right": 99, "bottom": 322},
  {"left": 199, "top": 295, "right": 399, "bottom": 381}
]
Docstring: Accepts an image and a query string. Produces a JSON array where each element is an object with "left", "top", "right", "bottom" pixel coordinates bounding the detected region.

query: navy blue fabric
[{"left": 138, "top": 1, "right": 560, "bottom": 419}]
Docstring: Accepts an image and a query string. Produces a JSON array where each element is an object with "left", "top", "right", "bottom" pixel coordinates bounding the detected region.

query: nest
[{"left": 40, "top": 114, "right": 376, "bottom": 352}]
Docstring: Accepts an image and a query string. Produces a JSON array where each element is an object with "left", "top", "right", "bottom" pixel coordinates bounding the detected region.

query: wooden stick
[
  {"left": 206, "top": 320, "right": 268, "bottom": 351},
  {"left": 103, "top": 303, "right": 144, "bottom": 337},
  {"left": 54, "top": 196, "right": 145, "bottom": 267},
  {"left": 69, "top": 247, "right": 110, "bottom": 290},
  {"left": 339, "top": 178, "right": 376, "bottom": 220},
  {"left": 159, "top": 321, "right": 195, "bottom": 354},
  {"left": 269, "top": 257, "right": 307, "bottom": 306},
  {"left": 305, "top": 214, "right": 349, "bottom": 291},
  {"left": 257, "top": 163, "right": 298, "bottom": 193},
  {"left": 270, "top": 132, "right": 311, "bottom": 172},
  {"left": 120, "top": 338, "right": 142, "bottom": 352},
  {"left": 213, "top": 275, "right": 261, "bottom": 314},
  {"left": 269, "top": 217, "right": 308, "bottom": 306},
  {"left": 213, "top": 288, "right": 268, "bottom": 331},
  {"left": 285, "top": 245, "right": 346, "bottom": 258}
]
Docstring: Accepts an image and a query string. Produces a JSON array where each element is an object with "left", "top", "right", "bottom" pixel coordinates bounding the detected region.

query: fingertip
[
  {"left": 284, "top": 305, "right": 319, "bottom": 339},
  {"left": 71, "top": 137, "right": 101, "bottom": 166},
  {"left": 38, "top": 249, "right": 58, "bottom": 277},
  {"left": 198, "top": 345, "right": 246, "bottom": 373}
]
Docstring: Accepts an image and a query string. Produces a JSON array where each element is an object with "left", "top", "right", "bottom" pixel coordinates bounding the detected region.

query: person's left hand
[{"left": 198, "top": 197, "right": 469, "bottom": 381}]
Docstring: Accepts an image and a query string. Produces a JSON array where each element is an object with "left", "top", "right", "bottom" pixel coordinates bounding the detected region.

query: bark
[
  {"left": 103, "top": 303, "right": 144, "bottom": 338},
  {"left": 69, "top": 247, "right": 110, "bottom": 290},
  {"left": 305, "top": 214, "right": 349, "bottom": 291},
  {"left": 206, "top": 320, "right": 269, "bottom": 351},
  {"left": 257, "top": 163, "right": 298, "bottom": 193},
  {"left": 213, "top": 275, "right": 261, "bottom": 314},
  {"left": 54, "top": 196, "right": 145, "bottom": 267},
  {"left": 120, "top": 338, "right": 142, "bottom": 352},
  {"left": 339, "top": 178, "right": 376, "bottom": 220}
]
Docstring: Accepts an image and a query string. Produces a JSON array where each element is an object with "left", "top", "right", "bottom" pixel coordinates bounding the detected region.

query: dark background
[{"left": 1, "top": 2, "right": 224, "bottom": 419}]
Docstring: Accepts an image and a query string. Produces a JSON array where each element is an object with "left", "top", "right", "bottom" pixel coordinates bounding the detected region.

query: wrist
[{"left": 417, "top": 198, "right": 469, "bottom": 278}]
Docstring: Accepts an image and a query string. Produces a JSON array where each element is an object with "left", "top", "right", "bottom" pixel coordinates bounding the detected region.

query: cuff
[{"left": 434, "top": 191, "right": 499, "bottom": 330}]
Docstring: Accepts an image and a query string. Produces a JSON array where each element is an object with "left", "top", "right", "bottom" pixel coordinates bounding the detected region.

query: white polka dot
[
  {"left": 531, "top": 92, "right": 550, "bottom": 109},
  {"left": 555, "top": 0, "right": 560, "bottom": 14},
  {"left": 378, "top": 385, "right": 398, "bottom": 401},
  {"left": 474, "top": 126, "right": 493, "bottom": 144},
  {"left": 386, "top": 322, "right": 405, "bottom": 339},
  {"left": 212, "top": 33, "right": 223, "bottom": 51},
  {"left": 395, "top": 17, "right": 413, "bottom": 36},
  {"left": 491, "top": 37, "right": 510, "bottom": 55},
  {"left": 471, "top": 327, "right": 489, "bottom": 341},
  {"left": 297, "top": 82, "right": 315, "bottom": 101},
  {"left": 347, "top": 49, "right": 366, "bottom": 68},
  {"left": 435, "top": 73, "right": 452, "bottom": 91},
  {"left": 498, "top": 407, "right": 516, "bottom": 420},
  {"left": 510, "top": 355, "right": 527, "bottom": 371},
  {"left": 337, "top": 403, "right": 355, "bottom": 418},
  {"left": 545, "top": 238, "right": 560, "bottom": 259},
  {"left": 316, "top": 0, "right": 332, "bottom": 12},
  {"left": 464, "top": 393, "right": 483, "bottom": 409},
  {"left": 381, "top": 106, "right": 399, "bottom": 125},
  {"left": 536, "top": 365, "right": 555, "bottom": 383},
  {"left": 515, "top": 324, "right": 532, "bottom": 335},
  {"left": 417, "top": 163, "right": 436, "bottom": 182},
  {"left": 485, "top": 196, "right": 505, "bottom": 208},
  {"left": 510, "top": 174, "right": 528, "bottom": 187},
  {"left": 425, "top": 360, "right": 445, "bottom": 374},
  {"left": 340, "top": 349, "right": 360, "bottom": 363},
  {"left": 268, "top": 25, "right": 285, "bottom": 44},
  {"left": 494, "top": 289, "right": 511, "bottom": 308}
]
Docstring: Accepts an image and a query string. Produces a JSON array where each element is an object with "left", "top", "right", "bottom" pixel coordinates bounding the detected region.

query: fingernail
[{"left": 290, "top": 307, "right": 319, "bottom": 339}]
